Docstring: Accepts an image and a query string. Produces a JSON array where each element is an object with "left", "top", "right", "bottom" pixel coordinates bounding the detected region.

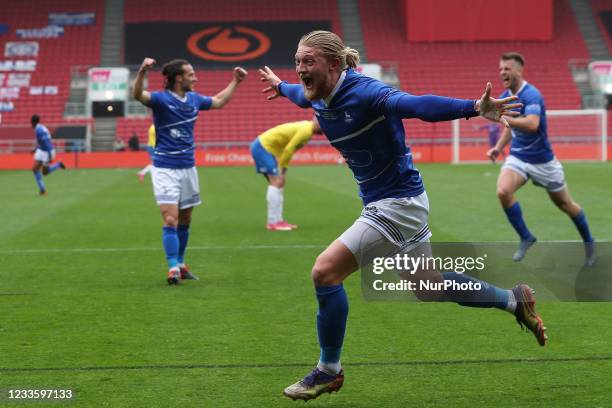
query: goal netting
[{"left": 451, "top": 109, "right": 608, "bottom": 163}]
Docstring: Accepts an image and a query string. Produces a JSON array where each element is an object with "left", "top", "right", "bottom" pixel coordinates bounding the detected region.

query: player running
[
  {"left": 137, "top": 124, "right": 156, "bottom": 183},
  {"left": 31, "top": 114, "right": 65, "bottom": 196},
  {"left": 133, "top": 57, "right": 247, "bottom": 284},
  {"left": 250, "top": 118, "right": 323, "bottom": 230},
  {"left": 487, "top": 52, "right": 596, "bottom": 265},
  {"left": 259, "top": 31, "right": 547, "bottom": 401}
]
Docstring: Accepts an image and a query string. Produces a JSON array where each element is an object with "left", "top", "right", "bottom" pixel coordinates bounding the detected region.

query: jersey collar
[
  {"left": 322, "top": 69, "right": 347, "bottom": 107},
  {"left": 168, "top": 90, "right": 188, "bottom": 103},
  {"left": 509, "top": 80, "right": 528, "bottom": 96}
]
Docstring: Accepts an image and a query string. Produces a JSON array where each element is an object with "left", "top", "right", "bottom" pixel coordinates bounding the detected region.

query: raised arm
[
  {"left": 133, "top": 57, "right": 155, "bottom": 105},
  {"left": 210, "top": 67, "right": 247, "bottom": 109},
  {"left": 259, "top": 66, "right": 311, "bottom": 108}
]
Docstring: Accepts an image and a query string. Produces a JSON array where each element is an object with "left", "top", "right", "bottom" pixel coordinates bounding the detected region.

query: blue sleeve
[
  {"left": 278, "top": 82, "right": 312, "bottom": 108},
  {"left": 382, "top": 90, "right": 478, "bottom": 122},
  {"left": 195, "top": 93, "right": 213, "bottom": 110},
  {"left": 147, "top": 91, "right": 160, "bottom": 108},
  {"left": 522, "top": 90, "right": 542, "bottom": 117}
]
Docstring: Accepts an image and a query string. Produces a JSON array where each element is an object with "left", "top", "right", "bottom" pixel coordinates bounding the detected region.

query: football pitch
[{"left": 1, "top": 163, "right": 611, "bottom": 407}]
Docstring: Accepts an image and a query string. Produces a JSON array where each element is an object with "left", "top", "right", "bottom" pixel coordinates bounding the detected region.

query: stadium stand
[
  {"left": 591, "top": 0, "right": 612, "bottom": 56},
  {"left": 0, "top": 0, "right": 104, "bottom": 127},
  {"left": 359, "top": 0, "right": 590, "bottom": 143},
  {"left": 117, "top": 0, "right": 343, "bottom": 145}
]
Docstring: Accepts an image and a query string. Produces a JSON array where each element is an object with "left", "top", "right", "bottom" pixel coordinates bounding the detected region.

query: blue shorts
[{"left": 250, "top": 138, "right": 279, "bottom": 175}]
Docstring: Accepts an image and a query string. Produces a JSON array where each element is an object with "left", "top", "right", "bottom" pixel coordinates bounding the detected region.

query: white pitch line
[
  {"left": 0, "top": 244, "right": 327, "bottom": 255},
  {"left": 0, "top": 240, "right": 607, "bottom": 255}
]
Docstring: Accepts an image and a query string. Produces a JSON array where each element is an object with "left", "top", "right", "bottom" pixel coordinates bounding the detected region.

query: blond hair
[{"left": 298, "top": 30, "right": 360, "bottom": 69}]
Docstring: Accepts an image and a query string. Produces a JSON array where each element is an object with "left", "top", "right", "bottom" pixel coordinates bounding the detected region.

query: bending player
[
  {"left": 487, "top": 52, "right": 596, "bottom": 265},
  {"left": 250, "top": 117, "right": 323, "bottom": 230},
  {"left": 133, "top": 57, "right": 247, "bottom": 284},
  {"left": 260, "top": 31, "right": 547, "bottom": 401},
  {"left": 31, "top": 114, "right": 65, "bottom": 196},
  {"left": 137, "top": 123, "right": 156, "bottom": 182}
]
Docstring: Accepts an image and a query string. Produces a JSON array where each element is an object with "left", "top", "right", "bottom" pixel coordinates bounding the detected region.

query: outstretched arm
[
  {"left": 210, "top": 67, "right": 247, "bottom": 109},
  {"left": 384, "top": 93, "right": 479, "bottom": 122},
  {"left": 383, "top": 82, "right": 521, "bottom": 125},
  {"left": 133, "top": 57, "right": 155, "bottom": 105},
  {"left": 259, "top": 66, "right": 311, "bottom": 108}
]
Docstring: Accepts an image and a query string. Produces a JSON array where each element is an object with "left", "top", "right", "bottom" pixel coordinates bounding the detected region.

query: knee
[
  {"left": 269, "top": 177, "right": 283, "bottom": 188},
  {"left": 311, "top": 256, "right": 337, "bottom": 286},
  {"left": 163, "top": 214, "right": 178, "bottom": 227},
  {"left": 41, "top": 167, "right": 49, "bottom": 175},
  {"left": 496, "top": 186, "right": 513, "bottom": 203},
  {"left": 496, "top": 186, "right": 516, "bottom": 207}
]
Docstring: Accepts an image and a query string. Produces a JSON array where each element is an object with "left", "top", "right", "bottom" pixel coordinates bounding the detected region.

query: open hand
[
  {"left": 476, "top": 82, "right": 522, "bottom": 127},
  {"left": 259, "top": 66, "right": 282, "bottom": 100}
]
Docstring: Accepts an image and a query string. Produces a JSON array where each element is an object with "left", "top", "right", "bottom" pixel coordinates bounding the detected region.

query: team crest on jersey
[
  {"left": 343, "top": 111, "right": 353, "bottom": 123},
  {"left": 319, "top": 110, "right": 338, "bottom": 120},
  {"left": 170, "top": 128, "right": 184, "bottom": 139}
]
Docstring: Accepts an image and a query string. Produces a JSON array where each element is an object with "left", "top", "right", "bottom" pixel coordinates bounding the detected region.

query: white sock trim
[
  {"left": 505, "top": 290, "right": 517, "bottom": 313},
  {"left": 317, "top": 360, "right": 341, "bottom": 375}
]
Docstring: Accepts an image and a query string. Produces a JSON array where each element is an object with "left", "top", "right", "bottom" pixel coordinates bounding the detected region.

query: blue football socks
[
  {"left": 504, "top": 201, "right": 535, "bottom": 241},
  {"left": 47, "top": 163, "right": 61, "bottom": 174},
  {"left": 571, "top": 209, "right": 594, "bottom": 243},
  {"left": 162, "top": 226, "right": 179, "bottom": 269},
  {"left": 316, "top": 285, "right": 348, "bottom": 369},
  {"left": 33, "top": 171, "right": 45, "bottom": 193},
  {"left": 177, "top": 224, "right": 190, "bottom": 264},
  {"left": 441, "top": 272, "right": 510, "bottom": 310}
]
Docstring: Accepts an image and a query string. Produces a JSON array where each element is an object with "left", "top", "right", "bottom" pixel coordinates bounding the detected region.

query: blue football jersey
[
  {"left": 35, "top": 124, "right": 53, "bottom": 152},
  {"left": 147, "top": 90, "right": 213, "bottom": 168},
  {"left": 500, "top": 82, "right": 553, "bottom": 164},
  {"left": 279, "top": 69, "right": 477, "bottom": 205}
]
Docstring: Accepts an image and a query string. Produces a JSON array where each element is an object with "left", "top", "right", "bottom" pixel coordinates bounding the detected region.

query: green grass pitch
[{"left": 0, "top": 162, "right": 611, "bottom": 407}]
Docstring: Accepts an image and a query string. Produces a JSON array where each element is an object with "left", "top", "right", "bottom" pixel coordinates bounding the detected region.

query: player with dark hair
[
  {"left": 488, "top": 52, "right": 596, "bottom": 265},
  {"left": 133, "top": 57, "right": 247, "bottom": 284},
  {"left": 31, "top": 114, "right": 65, "bottom": 195},
  {"left": 260, "top": 31, "right": 547, "bottom": 401}
]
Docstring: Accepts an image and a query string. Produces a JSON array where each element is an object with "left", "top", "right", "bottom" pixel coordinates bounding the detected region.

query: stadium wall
[{"left": 2, "top": 144, "right": 610, "bottom": 170}]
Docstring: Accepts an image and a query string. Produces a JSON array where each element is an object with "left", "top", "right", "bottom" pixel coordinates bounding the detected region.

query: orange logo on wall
[{"left": 187, "top": 26, "right": 271, "bottom": 62}]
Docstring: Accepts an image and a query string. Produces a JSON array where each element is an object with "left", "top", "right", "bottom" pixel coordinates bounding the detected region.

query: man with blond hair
[{"left": 260, "top": 31, "right": 547, "bottom": 401}]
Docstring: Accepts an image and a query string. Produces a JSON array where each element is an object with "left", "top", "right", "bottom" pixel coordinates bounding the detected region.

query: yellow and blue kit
[{"left": 250, "top": 121, "right": 315, "bottom": 175}]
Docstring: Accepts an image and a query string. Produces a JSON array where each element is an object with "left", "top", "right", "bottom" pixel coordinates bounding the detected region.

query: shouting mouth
[{"left": 301, "top": 76, "right": 313, "bottom": 90}]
